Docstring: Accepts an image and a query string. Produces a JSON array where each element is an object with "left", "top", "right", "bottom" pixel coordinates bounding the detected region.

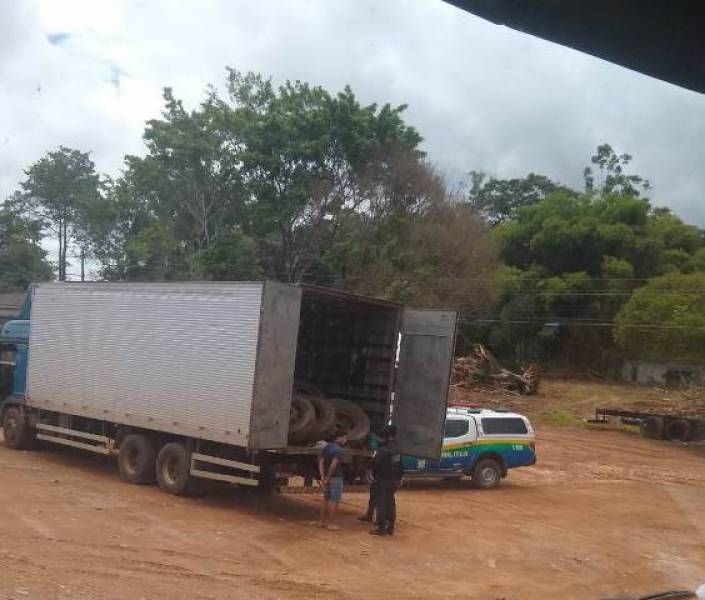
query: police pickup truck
[{"left": 402, "top": 408, "right": 536, "bottom": 489}]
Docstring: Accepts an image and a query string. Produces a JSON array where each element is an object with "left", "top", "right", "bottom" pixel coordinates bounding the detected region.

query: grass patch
[{"left": 536, "top": 409, "right": 582, "bottom": 428}]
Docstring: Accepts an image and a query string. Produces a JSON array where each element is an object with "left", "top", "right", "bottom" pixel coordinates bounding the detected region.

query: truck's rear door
[{"left": 394, "top": 309, "right": 457, "bottom": 459}]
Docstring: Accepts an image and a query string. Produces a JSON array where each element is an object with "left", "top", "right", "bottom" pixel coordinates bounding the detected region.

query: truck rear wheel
[
  {"left": 156, "top": 442, "right": 193, "bottom": 495},
  {"left": 118, "top": 433, "right": 157, "bottom": 484},
  {"left": 665, "top": 419, "right": 691, "bottom": 442},
  {"left": 472, "top": 458, "right": 501, "bottom": 490},
  {"left": 2, "top": 406, "right": 36, "bottom": 450}
]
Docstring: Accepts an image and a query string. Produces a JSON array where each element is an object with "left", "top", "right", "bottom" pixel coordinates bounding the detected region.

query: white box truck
[{"left": 0, "top": 281, "right": 456, "bottom": 495}]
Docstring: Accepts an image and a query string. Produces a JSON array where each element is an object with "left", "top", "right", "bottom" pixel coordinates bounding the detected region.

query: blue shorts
[{"left": 324, "top": 476, "right": 343, "bottom": 503}]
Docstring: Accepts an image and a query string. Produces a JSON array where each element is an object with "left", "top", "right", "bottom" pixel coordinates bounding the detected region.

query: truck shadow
[
  {"left": 400, "top": 477, "right": 523, "bottom": 492},
  {"left": 16, "top": 445, "right": 521, "bottom": 524}
]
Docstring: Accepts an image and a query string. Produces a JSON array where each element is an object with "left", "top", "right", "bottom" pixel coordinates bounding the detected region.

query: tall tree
[
  {"left": 225, "top": 69, "right": 423, "bottom": 282},
  {"left": 108, "top": 68, "right": 424, "bottom": 283},
  {"left": 21, "top": 147, "right": 100, "bottom": 280},
  {"left": 583, "top": 143, "right": 650, "bottom": 197}
]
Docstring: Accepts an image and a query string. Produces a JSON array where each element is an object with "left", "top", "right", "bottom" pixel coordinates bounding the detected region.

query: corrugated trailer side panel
[{"left": 26, "top": 282, "right": 264, "bottom": 447}]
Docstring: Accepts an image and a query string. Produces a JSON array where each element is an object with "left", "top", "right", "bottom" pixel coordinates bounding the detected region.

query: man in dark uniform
[
  {"left": 358, "top": 418, "right": 384, "bottom": 523},
  {"left": 369, "top": 425, "right": 403, "bottom": 536}
]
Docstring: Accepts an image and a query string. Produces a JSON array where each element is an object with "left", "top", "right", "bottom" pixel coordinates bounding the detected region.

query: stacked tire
[{"left": 287, "top": 393, "right": 369, "bottom": 446}]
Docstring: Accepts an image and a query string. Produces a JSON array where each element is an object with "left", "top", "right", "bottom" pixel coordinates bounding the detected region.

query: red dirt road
[{"left": 1, "top": 427, "right": 704, "bottom": 600}]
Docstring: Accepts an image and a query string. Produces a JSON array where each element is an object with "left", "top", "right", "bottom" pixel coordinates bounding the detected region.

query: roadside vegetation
[{"left": 3, "top": 68, "right": 705, "bottom": 372}]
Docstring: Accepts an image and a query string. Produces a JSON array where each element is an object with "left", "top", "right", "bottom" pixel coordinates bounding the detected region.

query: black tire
[
  {"left": 665, "top": 419, "right": 692, "bottom": 442},
  {"left": 331, "top": 398, "right": 370, "bottom": 443},
  {"left": 2, "top": 406, "right": 36, "bottom": 450},
  {"left": 472, "top": 458, "right": 502, "bottom": 490},
  {"left": 303, "top": 395, "right": 337, "bottom": 443},
  {"left": 156, "top": 442, "right": 193, "bottom": 495},
  {"left": 118, "top": 433, "right": 157, "bottom": 484},
  {"left": 288, "top": 394, "right": 316, "bottom": 444},
  {"left": 640, "top": 416, "right": 665, "bottom": 440}
]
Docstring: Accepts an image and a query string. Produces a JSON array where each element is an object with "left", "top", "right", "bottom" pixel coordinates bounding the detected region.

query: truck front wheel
[
  {"left": 2, "top": 406, "right": 36, "bottom": 450},
  {"left": 118, "top": 433, "right": 156, "bottom": 484},
  {"left": 156, "top": 442, "right": 192, "bottom": 495}
]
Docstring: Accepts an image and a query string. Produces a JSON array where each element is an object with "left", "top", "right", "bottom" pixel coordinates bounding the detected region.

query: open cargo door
[
  {"left": 394, "top": 309, "right": 457, "bottom": 459},
  {"left": 249, "top": 281, "right": 302, "bottom": 450}
]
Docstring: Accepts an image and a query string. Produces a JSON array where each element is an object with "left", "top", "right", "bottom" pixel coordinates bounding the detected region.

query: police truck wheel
[
  {"left": 472, "top": 458, "right": 501, "bottom": 490},
  {"left": 2, "top": 406, "right": 35, "bottom": 450},
  {"left": 118, "top": 433, "right": 157, "bottom": 484},
  {"left": 156, "top": 442, "right": 192, "bottom": 495}
]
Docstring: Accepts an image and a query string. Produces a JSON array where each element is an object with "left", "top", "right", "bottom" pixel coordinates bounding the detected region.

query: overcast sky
[{"left": 3, "top": 0, "right": 705, "bottom": 227}]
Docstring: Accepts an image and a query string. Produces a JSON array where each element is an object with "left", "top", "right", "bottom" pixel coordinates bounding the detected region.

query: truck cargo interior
[{"left": 293, "top": 287, "right": 399, "bottom": 428}]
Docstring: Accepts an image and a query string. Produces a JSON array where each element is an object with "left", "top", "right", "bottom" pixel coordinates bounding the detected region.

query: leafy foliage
[
  {"left": 467, "top": 171, "right": 562, "bottom": 227},
  {"left": 9, "top": 75, "right": 705, "bottom": 373},
  {"left": 95, "top": 69, "right": 426, "bottom": 284},
  {"left": 615, "top": 273, "right": 705, "bottom": 362},
  {"left": 474, "top": 144, "right": 705, "bottom": 367},
  {"left": 0, "top": 196, "right": 52, "bottom": 290}
]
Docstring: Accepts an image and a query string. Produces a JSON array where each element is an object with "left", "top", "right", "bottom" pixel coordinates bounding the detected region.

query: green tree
[
  {"left": 109, "top": 69, "right": 424, "bottom": 283},
  {"left": 119, "top": 88, "right": 247, "bottom": 280},
  {"left": 583, "top": 143, "right": 650, "bottom": 197},
  {"left": 21, "top": 147, "right": 100, "bottom": 280},
  {"left": 225, "top": 68, "right": 422, "bottom": 282},
  {"left": 480, "top": 144, "right": 702, "bottom": 366},
  {"left": 615, "top": 273, "right": 705, "bottom": 362},
  {"left": 0, "top": 196, "right": 52, "bottom": 290},
  {"left": 467, "top": 171, "right": 562, "bottom": 227}
]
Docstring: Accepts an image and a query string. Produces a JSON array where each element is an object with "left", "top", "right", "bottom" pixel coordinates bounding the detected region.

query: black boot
[{"left": 370, "top": 520, "right": 390, "bottom": 536}]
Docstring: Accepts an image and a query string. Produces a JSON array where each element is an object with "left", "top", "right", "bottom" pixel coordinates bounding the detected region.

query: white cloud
[{"left": 2, "top": 0, "right": 704, "bottom": 229}]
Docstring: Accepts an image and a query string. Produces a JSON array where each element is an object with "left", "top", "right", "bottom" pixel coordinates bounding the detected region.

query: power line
[
  {"left": 466, "top": 318, "right": 705, "bottom": 330},
  {"left": 342, "top": 275, "right": 698, "bottom": 283}
]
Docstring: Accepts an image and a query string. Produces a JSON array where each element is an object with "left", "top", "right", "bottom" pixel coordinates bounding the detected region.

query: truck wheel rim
[
  {"left": 126, "top": 448, "right": 140, "bottom": 473},
  {"left": 480, "top": 467, "right": 497, "bottom": 485},
  {"left": 164, "top": 456, "right": 179, "bottom": 484}
]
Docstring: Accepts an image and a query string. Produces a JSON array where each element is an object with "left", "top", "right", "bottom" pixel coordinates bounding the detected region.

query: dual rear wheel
[{"left": 118, "top": 434, "right": 193, "bottom": 495}]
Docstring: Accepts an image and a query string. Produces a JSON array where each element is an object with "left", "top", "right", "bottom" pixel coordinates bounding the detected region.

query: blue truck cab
[
  {"left": 403, "top": 407, "right": 536, "bottom": 489},
  {"left": 0, "top": 288, "right": 31, "bottom": 402},
  {"left": 0, "top": 319, "right": 30, "bottom": 398}
]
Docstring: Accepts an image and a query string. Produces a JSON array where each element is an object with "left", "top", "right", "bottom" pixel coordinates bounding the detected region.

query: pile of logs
[{"left": 452, "top": 344, "right": 541, "bottom": 396}]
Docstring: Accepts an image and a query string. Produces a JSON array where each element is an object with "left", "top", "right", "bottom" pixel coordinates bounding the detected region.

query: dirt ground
[{"left": 1, "top": 382, "right": 705, "bottom": 600}]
